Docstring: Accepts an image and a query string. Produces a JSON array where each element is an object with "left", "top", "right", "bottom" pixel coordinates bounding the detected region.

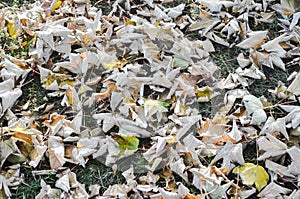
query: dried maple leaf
[
  {"left": 48, "top": 136, "right": 66, "bottom": 170},
  {"left": 35, "top": 180, "right": 61, "bottom": 199},
  {"left": 236, "top": 31, "right": 268, "bottom": 49},
  {"left": 257, "top": 134, "right": 287, "bottom": 160},
  {"left": 257, "top": 182, "right": 291, "bottom": 198}
]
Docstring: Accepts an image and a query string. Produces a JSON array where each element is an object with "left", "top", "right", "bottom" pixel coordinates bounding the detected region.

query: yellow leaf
[
  {"left": 13, "top": 62, "right": 29, "bottom": 70},
  {"left": 82, "top": 33, "right": 95, "bottom": 45},
  {"left": 5, "top": 19, "right": 19, "bottom": 39},
  {"left": 104, "top": 59, "right": 127, "bottom": 70},
  {"left": 3, "top": 126, "right": 36, "bottom": 145},
  {"left": 233, "top": 163, "right": 269, "bottom": 191},
  {"left": 195, "top": 86, "right": 214, "bottom": 100},
  {"left": 44, "top": 73, "right": 76, "bottom": 87},
  {"left": 51, "top": 0, "right": 64, "bottom": 13},
  {"left": 125, "top": 18, "right": 136, "bottom": 26},
  {"left": 112, "top": 133, "right": 139, "bottom": 150}
]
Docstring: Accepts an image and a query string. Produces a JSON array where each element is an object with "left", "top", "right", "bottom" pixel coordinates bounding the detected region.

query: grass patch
[
  {"left": 12, "top": 167, "right": 57, "bottom": 199},
  {"left": 12, "top": 160, "right": 125, "bottom": 198},
  {"left": 73, "top": 159, "right": 125, "bottom": 194},
  {"left": 211, "top": 44, "right": 240, "bottom": 78},
  {"left": 0, "top": 0, "right": 34, "bottom": 7},
  {"left": 91, "top": 0, "right": 113, "bottom": 15},
  {"left": 17, "top": 73, "right": 49, "bottom": 109}
]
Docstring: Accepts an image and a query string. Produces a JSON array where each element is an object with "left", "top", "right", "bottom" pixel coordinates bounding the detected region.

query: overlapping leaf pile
[{"left": 0, "top": 0, "right": 300, "bottom": 198}]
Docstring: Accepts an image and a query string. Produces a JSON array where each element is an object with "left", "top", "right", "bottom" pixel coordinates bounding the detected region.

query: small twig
[
  {"left": 263, "top": 100, "right": 297, "bottom": 110},
  {"left": 281, "top": 176, "right": 300, "bottom": 190},
  {"left": 255, "top": 135, "right": 259, "bottom": 165},
  {"left": 225, "top": 58, "right": 236, "bottom": 62},
  {"left": 21, "top": 78, "right": 34, "bottom": 87},
  {"left": 215, "top": 167, "right": 240, "bottom": 189},
  {"left": 93, "top": 0, "right": 104, "bottom": 7}
]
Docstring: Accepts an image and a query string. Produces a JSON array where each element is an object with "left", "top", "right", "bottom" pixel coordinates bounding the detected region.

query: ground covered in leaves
[{"left": 0, "top": 0, "right": 300, "bottom": 198}]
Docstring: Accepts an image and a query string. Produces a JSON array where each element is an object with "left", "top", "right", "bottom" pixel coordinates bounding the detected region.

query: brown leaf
[{"left": 185, "top": 193, "right": 205, "bottom": 199}]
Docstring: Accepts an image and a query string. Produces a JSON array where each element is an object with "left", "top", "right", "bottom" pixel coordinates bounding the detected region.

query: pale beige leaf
[
  {"left": 287, "top": 72, "right": 300, "bottom": 95},
  {"left": 261, "top": 117, "right": 288, "bottom": 140},
  {"left": 236, "top": 31, "right": 268, "bottom": 49},
  {"left": 35, "top": 180, "right": 61, "bottom": 199},
  {"left": 242, "top": 95, "right": 264, "bottom": 114},
  {"left": 48, "top": 136, "right": 66, "bottom": 170},
  {"left": 257, "top": 182, "right": 291, "bottom": 198},
  {"left": 257, "top": 134, "right": 287, "bottom": 160},
  {"left": 55, "top": 174, "right": 70, "bottom": 192}
]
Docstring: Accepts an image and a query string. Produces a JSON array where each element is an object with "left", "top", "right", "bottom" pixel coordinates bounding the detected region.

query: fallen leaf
[
  {"left": 242, "top": 95, "right": 267, "bottom": 125},
  {"left": 257, "top": 133, "right": 287, "bottom": 160},
  {"left": 236, "top": 31, "right": 268, "bottom": 49},
  {"left": 257, "top": 182, "right": 291, "bottom": 198},
  {"left": 48, "top": 136, "right": 66, "bottom": 170},
  {"left": 233, "top": 163, "right": 269, "bottom": 191},
  {"left": 0, "top": 142, "right": 14, "bottom": 168},
  {"left": 5, "top": 19, "right": 20, "bottom": 39},
  {"left": 112, "top": 133, "right": 139, "bottom": 151},
  {"left": 287, "top": 72, "right": 300, "bottom": 95}
]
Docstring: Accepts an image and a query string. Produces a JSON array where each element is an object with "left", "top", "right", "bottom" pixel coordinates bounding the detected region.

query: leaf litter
[{"left": 0, "top": 0, "right": 300, "bottom": 198}]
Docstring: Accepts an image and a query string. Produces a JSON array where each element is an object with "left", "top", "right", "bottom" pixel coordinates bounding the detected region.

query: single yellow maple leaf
[{"left": 233, "top": 163, "right": 269, "bottom": 191}]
